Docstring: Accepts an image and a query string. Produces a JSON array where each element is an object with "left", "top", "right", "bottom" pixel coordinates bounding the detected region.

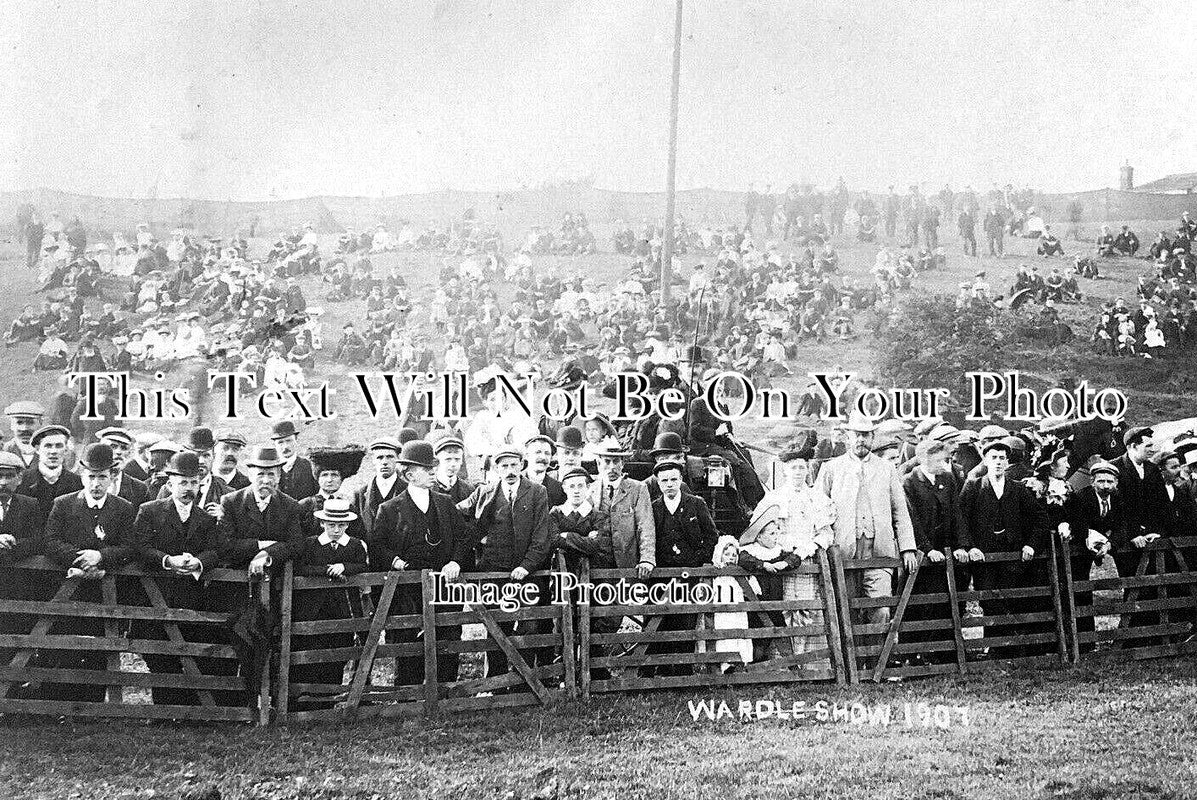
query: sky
[{"left": 1, "top": 0, "right": 1194, "bottom": 200}]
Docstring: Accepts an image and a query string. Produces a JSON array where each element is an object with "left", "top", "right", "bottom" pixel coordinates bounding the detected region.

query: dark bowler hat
[
  {"left": 555, "top": 426, "right": 584, "bottom": 450},
  {"left": 398, "top": 428, "right": 420, "bottom": 445},
  {"left": 649, "top": 431, "right": 690, "bottom": 458},
  {"left": 184, "top": 426, "right": 216, "bottom": 453},
  {"left": 30, "top": 425, "right": 71, "bottom": 447},
  {"left": 164, "top": 451, "right": 202, "bottom": 478},
  {"left": 245, "top": 446, "right": 284, "bottom": 469},
  {"left": 397, "top": 441, "right": 437, "bottom": 469},
  {"left": 270, "top": 420, "right": 300, "bottom": 440},
  {"left": 79, "top": 443, "right": 116, "bottom": 473}
]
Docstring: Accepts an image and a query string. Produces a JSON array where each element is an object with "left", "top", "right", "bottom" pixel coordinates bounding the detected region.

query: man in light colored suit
[
  {"left": 816, "top": 413, "right": 917, "bottom": 630},
  {"left": 590, "top": 442, "right": 655, "bottom": 579}
]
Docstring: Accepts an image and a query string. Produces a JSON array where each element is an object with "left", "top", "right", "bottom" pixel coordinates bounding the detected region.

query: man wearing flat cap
[
  {"left": 271, "top": 420, "right": 319, "bottom": 501},
  {"left": 1061, "top": 460, "right": 1125, "bottom": 648},
  {"left": 351, "top": 437, "right": 404, "bottom": 537},
  {"left": 373, "top": 441, "right": 474, "bottom": 686},
  {"left": 97, "top": 427, "right": 148, "bottom": 510},
  {"left": 0, "top": 450, "right": 46, "bottom": 670},
  {"left": 18, "top": 425, "right": 82, "bottom": 519},
  {"left": 430, "top": 434, "right": 474, "bottom": 504},
  {"left": 40, "top": 443, "right": 137, "bottom": 701},
  {"left": 456, "top": 446, "right": 554, "bottom": 681},
  {"left": 3, "top": 401, "right": 45, "bottom": 469},
  {"left": 130, "top": 451, "right": 221, "bottom": 706},
  {"left": 212, "top": 431, "right": 250, "bottom": 490},
  {"left": 959, "top": 438, "right": 1050, "bottom": 657}
]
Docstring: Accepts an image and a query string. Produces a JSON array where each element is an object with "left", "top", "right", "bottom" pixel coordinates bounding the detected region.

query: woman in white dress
[{"left": 751, "top": 446, "right": 836, "bottom": 667}]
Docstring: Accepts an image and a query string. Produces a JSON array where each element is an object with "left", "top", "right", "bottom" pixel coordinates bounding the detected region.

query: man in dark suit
[
  {"left": 1110, "top": 426, "right": 1167, "bottom": 581},
  {"left": 646, "top": 461, "right": 717, "bottom": 676},
  {"left": 523, "top": 434, "right": 565, "bottom": 506},
  {"left": 211, "top": 430, "right": 250, "bottom": 491},
  {"left": 456, "top": 446, "right": 554, "bottom": 681},
  {"left": 154, "top": 427, "right": 230, "bottom": 513},
  {"left": 18, "top": 425, "right": 82, "bottom": 519},
  {"left": 0, "top": 451, "right": 48, "bottom": 670},
  {"left": 372, "top": 441, "right": 474, "bottom": 686},
  {"left": 41, "top": 443, "right": 137, "bottom": 701},
  {"left": 641, "top": 431, "right": 698, "bottom": 501},
  {"left": 431, "top": 435, "right": 474, "bottom": 504},
  {"left": 271, "top": 420, "right": 319, "bottom": 501},
  {"left": 903, "top": 439, "right": 972, "bottom": 664},
  {"left": 959, "top": 440, "right": 1049, "bottom": 658},
  {"left": 1064, "top": 460, "right": 1127, "bottom": 648},
  {"left": 130, "top": 451, "right": 221, "bottom": 706},
  {"left": 216, "top": 445, "right": 306, "bottom": 574},
  {"left": 351, "top": 437, "right": 403, "bottom": 538},
  {"left": 97, "top": 427, "right": 148, "bottom": 509}
]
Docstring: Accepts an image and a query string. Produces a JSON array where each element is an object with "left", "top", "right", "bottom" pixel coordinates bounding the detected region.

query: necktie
[
  {"left": 0, "top": 500, "right": 6, "bottom": 523},
  {"left": 1099, "top": 498, "right": 1108, "bottom": 518}
]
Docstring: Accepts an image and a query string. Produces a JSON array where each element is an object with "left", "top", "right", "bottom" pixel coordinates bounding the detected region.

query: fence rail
[{"left": 0, "top": 534, "right": 1194, "bottom": 724}]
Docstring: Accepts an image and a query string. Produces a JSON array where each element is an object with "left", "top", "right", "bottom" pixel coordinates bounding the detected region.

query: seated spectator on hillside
[
  {"left": 1037, "top": 226, "right": 1064, "bottom": 257},
  {"left": 5, "top": 305, "right": 42, "bottom": 347},
  {"left": 1096, "top": 225, "right": 1116, "bottom": 257},
  {"left": 33, "top": 326, "right": 69, "bottom": 371},
  {"left": 1149, "top": 231, "right": 1172, "bottom": 261},
  {"left": 1114, "top": 225, "right": 1140, "bottom": 257}
]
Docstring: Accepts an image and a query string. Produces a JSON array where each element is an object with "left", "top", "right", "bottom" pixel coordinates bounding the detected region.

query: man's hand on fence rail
[
  {"left": 1131, "top": 534, "right": 1161, "bottom": 549},
  {"left": 441, "top": 561, "right": 461, "bottom": 582},
  {"left": 1021, "top": 546, "right": 1035, "bottom": 561},
  {"left": 926, "top": 549, "right": 946, "bottom": 564},
  {"left": 0, "top": 533, "right": 15, "bottom": 549},
  {"left": 326, "top": 563, "right": 346, "bottom": 579},
  {"left": 967, "top": 548, "right": 985, "bottom": 562},
  {"left": 248, "top": 552, "right": 271, "bottom": 576},
  {"left": 901, "top": 551, "right": 919, "bottom": 572},
  {"left": 952, "top": 548, "right": 969, "bottom": 564},
  {"left": 510, "top": 567, "right": 529, "bottom": 581},
  {"left": 635, "top": 561, "right": 653, "bottom": 579}
]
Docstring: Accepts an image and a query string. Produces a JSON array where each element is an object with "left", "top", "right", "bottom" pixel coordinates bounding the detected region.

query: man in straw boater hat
[
  {"left": 40, "top": 443, "right": 137, "bottom": 702},
  {"left": 289, "top": 498, "right": 369, "bottom": 705},
  {"left": 301, "top": 444, "right": 367, "bottom": 539},
  {"left": 372, "top": 440, "right": 473, "bottom": 687},
  {"left": 18, "top": 424, "right": 82, "bottom": 520},
  {"left": 96, "top": 426, "right": 149, "bottom": 510},
  {"left": 271, "top": 420, "right": 319, "bottom": 502},
  {"left": 815, "top": 411, "right": 917, "bottom": 647},
  {"left": 350, "top": 436, "right": 403, "bottom": 538},
  {"left": 456, "top": 445, "right": 554, "bottom": 683},
  {"left": 129, "top": 450, "right": 221, "bottom": 706}
]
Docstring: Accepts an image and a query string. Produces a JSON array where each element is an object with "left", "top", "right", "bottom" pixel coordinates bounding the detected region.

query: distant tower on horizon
[{"left": 1120, "top": 162, "right": 1134, "bottom": 191}]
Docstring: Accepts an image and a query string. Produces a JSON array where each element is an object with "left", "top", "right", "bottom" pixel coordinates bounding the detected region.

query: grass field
[{"left": 0, "top": 659, "right": 1194, "bottom": 799}]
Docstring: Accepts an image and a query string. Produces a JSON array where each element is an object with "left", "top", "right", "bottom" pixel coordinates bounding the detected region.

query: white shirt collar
[
  {"left": 85, "top": 493, "right": 107, "bottom": 510},
  {"left": 108, "top": 473, "right": 122, "bottom": 495},
  {"left": 283, "top": 454, "right": 298, "bottom": 471},
  {"left": 173, "top": 498, "right": 193, "bottom": 521},
  {"left": 663, "top": 493, "right": 683, "bottom": 514},
  {"left": 407, "top": 484, "right": 430, "bottom": 507},
  {"left": 376, "top": 472, "right": 398, "bottom": 495},
  {"left": 525, "top": 471, "right": 545, "bottom": 485},
  {"left": 39, "top": 463, "right": 62, "bottom": 482},
  {"left": 318, "top": 531, "right": 351, "bottom": 547},
  {"left": 559, "top": 500, "right": 593, "bottom": 516},
  {"left": 255, "top": 492, "right": 271, "bottom": 511}
]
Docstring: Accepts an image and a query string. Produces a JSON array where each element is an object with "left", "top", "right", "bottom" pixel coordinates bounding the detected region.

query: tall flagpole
[{"left": 660, "top": 0, "right": 683, "bottom": 307}]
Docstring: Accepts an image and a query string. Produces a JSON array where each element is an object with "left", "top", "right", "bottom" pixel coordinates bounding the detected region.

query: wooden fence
[
  {"left": 0, "top": 536, "right": 1194, "bottom": 725},
  {"left": 0, "top": 557, "right": 270, "bottom": 723}
]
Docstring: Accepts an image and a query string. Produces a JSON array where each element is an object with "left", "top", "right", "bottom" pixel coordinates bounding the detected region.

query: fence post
[
  {"left": 816, "top": 549, "right": 847, "bottom": 686},
  {"left": 258, "top": 574, "right": 273, "bottom": 727},
  {"left": 579, "top": 560, "right": 591, "bottom": 701},
  {"left": 1054, "top": 533, "right": 1079, "bottom": 665},
  {"left": 277, "top": 564, "right": 294, "bottom": 721},
  {"left": 556, "top": 553, "right": 577, "bottom": 700},
  {"left": 871, "top": 555, "right": 921, "bottom": 682},
  {"left": 943, "top": 551, "right": 968, "bottom": 675},
  {"left": 100, "top": 574, "right": 121, "bottom": 704},
  {"left": 828, "top": 547, "right": 859, "bottom": 684},
  {"left": 1047, "top": 534, "right": 1069, "bottom": 664},
  {"left": 421, "top": 570, "right": 440, "bottom": 717}
]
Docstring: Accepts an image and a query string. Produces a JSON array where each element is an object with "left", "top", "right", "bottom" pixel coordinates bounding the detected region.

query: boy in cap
[
  {"left": 430, "top": 434, "right": 473, "bottom": 503},
  {"left": 18, "top": 425, "right": 82, "bottom": 519}
]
